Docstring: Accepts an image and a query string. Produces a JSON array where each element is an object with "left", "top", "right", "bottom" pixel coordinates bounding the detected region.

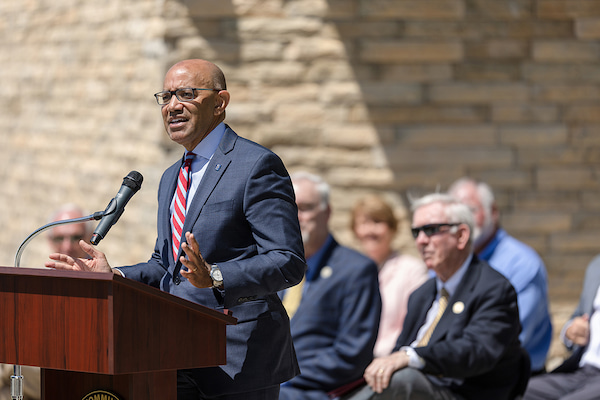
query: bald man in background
[{"left": 0, "top": 204, "right": 93, "bottom": 400}]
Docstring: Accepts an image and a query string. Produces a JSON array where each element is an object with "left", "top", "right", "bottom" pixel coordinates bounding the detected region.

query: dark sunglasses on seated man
[{"left": 411, "top": 223, "right": 460, "bottom": 239}]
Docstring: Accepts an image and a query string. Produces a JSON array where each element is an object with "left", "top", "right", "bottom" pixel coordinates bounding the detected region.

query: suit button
[{"left": 174, "top": 276, "right": 181, "bottom": 285}]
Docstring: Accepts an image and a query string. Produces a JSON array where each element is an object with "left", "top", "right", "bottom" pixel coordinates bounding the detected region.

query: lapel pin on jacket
[
  {"left": 452, "top": 301, "right": 465, "bottom": 314},
  {"left": 320, "top": 266, "right": 333, "bottom": 279},
  {"left": 215, "top": 164, "right": 222, "bottom": 171}
]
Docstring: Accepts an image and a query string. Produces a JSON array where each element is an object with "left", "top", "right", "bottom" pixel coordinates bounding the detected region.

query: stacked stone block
[{"left": 1, "top": 0, "right": 599, "bottom": 366}]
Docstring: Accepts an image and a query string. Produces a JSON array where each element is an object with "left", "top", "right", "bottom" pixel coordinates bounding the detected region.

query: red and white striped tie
[{"left": 172, "top": 152, "right": 196, "bottom": 262}]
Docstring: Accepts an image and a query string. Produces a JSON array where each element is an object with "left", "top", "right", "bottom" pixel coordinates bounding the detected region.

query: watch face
[{"left": 212, "top": 268, "right": 223, "bottom": 281}]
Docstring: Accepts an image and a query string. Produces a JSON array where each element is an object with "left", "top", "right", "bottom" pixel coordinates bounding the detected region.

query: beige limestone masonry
[{"left": 1, "top": 0, "right": 600, "bottom": 367}]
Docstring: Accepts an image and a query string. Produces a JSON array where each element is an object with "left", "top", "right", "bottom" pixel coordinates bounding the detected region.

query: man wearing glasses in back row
[
  {"left": 46, "top": 59, "right": 306, "bottom": 400},
  {"left": 0, "top": 204, "right": 93, "bottom": 400},
  {"left": 47, "top": 203, "right": 94, "bottom": 259},
  {"left": 345, "top": 193, "right": 526, "bottom": 400}
]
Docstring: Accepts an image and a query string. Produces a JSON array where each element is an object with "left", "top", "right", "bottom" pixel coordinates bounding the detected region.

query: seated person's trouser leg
[{"left": 344, "top": 369, "right": 461, "bottom": 400}]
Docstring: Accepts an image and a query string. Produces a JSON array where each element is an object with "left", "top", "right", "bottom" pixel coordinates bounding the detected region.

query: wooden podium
[{"left": 0, "top": 266, "right": 237, "bottom": 400}]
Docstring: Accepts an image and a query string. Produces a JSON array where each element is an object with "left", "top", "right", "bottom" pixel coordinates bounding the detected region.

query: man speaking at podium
[{"left": 46, "top": 59, "right": 306, "bottom": 400}]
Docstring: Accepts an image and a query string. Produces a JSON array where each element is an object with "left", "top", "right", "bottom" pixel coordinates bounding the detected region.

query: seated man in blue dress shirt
[{"left": 448, "top": 177, "right": 552, "bottom": 374}]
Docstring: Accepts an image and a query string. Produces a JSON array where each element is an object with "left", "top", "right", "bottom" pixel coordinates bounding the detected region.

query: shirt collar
[
  {"left": 436, "top": 253, "right": 473, "bottom": 297},
  {"left": 188, "top": 122, "right": 226, "bottom": 167},
  {"left": 478, "top": 228, "right": 506, "bottom": 261}
]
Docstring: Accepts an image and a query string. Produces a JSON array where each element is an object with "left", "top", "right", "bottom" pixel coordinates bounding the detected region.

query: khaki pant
[{"left": 0, "top": 364, "right": 40, "bottom": 400}]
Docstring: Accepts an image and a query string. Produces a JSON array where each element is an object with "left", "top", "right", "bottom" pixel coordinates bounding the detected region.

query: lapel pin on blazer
[
  {"left": 320, "top": 266, "right": 333, "bottom": 279},
  {"left": 215, "top": 164, "right": 222, "bottom": 171},
  {"left": 452, "top": 301, "right": 465, "bottom": 314}
]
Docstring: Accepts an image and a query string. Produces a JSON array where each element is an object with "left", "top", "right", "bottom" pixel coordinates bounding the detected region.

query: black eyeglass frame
[
  {"left": 154, "top": 87, "right": 221, "bottom": 105},
  {"left": 411, "top": 223, "right": 461, "bottom": 239}
]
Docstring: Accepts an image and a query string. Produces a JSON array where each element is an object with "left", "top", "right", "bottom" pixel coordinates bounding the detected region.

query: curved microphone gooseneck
[
  {"left": 10, "top": 212, "right": 104, "bottom": 400},
  {"left": 10, "top": 170, "right": 143, "bottom": 400}
]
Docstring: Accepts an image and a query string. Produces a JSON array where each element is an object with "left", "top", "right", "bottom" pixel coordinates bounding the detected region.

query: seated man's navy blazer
[
  {"left": 280, "top": 236, "right": 381, "bottom": 400},
  {"left": 394, "top": 256, "right": 522, "bottom": 400}
]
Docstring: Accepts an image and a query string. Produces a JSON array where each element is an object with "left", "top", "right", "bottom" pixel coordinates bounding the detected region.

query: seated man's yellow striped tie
[
  {"left": 417, "top": 287, "right": 449, "bottom": 347},
  {"left": 282, "top": 277, "right": 306, "bottom": 319}
]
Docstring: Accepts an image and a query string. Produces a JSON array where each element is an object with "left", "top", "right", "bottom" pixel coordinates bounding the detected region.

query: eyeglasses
[
  {"left": 50, "top": 235, "right": 84, "bottom": 244},
  {"left": 154, "top": 87, "right": 221, "bottom": 105},
  {"left": 411, "top": 223, "right": 460, "bottom": 239},
  {"left": 297, "top": 202, "right": 323, "bottom": 214}
]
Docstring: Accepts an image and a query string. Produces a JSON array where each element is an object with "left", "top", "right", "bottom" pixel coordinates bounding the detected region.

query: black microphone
[{"left": 90, "top": 171, "right": 143, "bottom": 245}]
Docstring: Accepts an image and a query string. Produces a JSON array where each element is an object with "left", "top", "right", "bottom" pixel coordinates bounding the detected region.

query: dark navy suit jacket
[
  {"left": 394, "top": 256, "right": 522, "bottom": 400},
  {"left": 119, "top": 126, "right": 306, "bottom": 396},
  {"left": 281, "top": 236, "right": 381, "bottom": 400}
]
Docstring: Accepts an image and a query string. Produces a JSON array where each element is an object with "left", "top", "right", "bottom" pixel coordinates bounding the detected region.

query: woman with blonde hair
[{"left": 350, "top": 195, "right": 428, "bottom": 357}]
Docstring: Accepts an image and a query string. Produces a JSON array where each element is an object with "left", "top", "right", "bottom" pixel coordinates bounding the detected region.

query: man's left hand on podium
[{"left": 45, "top": 239, "right": 112, "bottom": 273}]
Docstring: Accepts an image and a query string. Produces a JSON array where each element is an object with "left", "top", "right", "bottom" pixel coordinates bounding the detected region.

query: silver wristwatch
[{"left": 210, "top": 264, "right": 223, "bottom": 288}]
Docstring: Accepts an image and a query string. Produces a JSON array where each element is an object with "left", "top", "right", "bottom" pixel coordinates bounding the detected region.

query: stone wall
[
  {"left": 1, "top": 0, "right": 599, "bottom": 365},
  {"left": 0, "top": 0, "right": 171, "bottom": 269}
]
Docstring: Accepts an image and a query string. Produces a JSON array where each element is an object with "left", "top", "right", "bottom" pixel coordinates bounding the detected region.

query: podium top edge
[
  {"left": 0, "top": 266, "right": 112, "bottom": 280},
  {"left": 0, "top": 266, "right": 237, "bottom": 325}
]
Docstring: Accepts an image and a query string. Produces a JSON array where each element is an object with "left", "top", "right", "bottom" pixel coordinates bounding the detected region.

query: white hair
[
  {"left": 410, "top": 193, "right": 474, "bottom": 243},
  {"left": 448, "top": 177, "right": 495, "bottom": 215},
  {"left": 290, "top": 171, "right": 330, "bottom": 210}
]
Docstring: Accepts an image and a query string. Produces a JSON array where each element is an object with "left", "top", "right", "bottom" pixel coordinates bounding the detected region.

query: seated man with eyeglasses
[
  {"left": 47, "top": 203, "right": 94, "bottom": 259},
  {"left": 345, "top": 193, "right": 526, "bottom": 400},
  {"left": 0, "top": 204, "right": 93, "bottom": 400}
]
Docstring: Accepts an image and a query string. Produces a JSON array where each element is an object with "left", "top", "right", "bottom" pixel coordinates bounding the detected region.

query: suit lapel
[
  {"left": 161, "top": 161, "right": 181, "bottom": 266},
  {"left": 584, "top": 268, "right": 600, "bottom": 316},
  {"left": 402, "top": 280, "right": 437, "bottom": 345},
  {"left": 306, "top": 237, "right": 337, "bottom": 283},
  {"left": 428, "top": 257, "right": 481, "bottom": 345},
  {"left": 174, "top": 128, "right": 237, "bottom": 263}
]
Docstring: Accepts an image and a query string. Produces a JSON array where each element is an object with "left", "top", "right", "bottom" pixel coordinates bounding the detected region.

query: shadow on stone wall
[{"left": 167, "top": 0, "right": 598, "bottom": 303}]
